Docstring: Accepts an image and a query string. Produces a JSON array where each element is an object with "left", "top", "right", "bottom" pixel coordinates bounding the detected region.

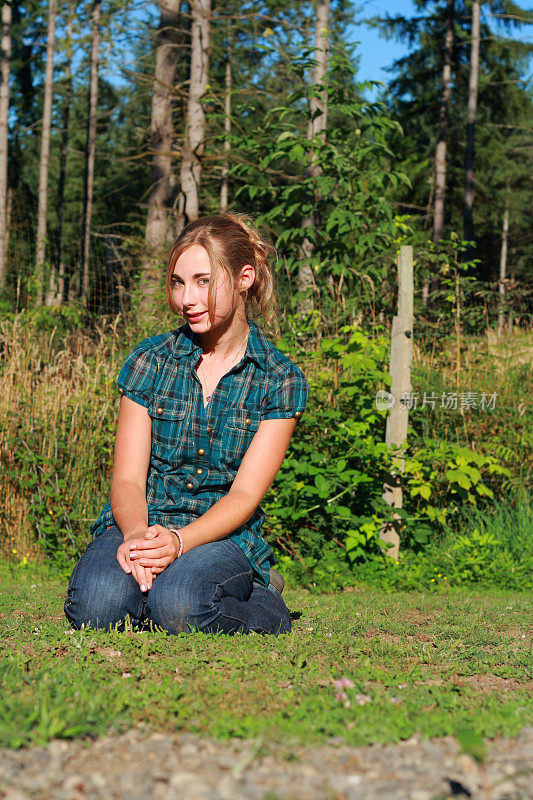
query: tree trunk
[
  {"left": 177, "top": 0, "right": 210, "bottom": 233},
  {"left": 497, "top": 191, "right": 509, "bottom": 339},
  {"left": 79, "top": 0, "right": 101, "bottom": 303},
  {"left": 297, "top": 0, "right": 330, "bottom": 314},
  {"left": 433, "top": 0, "right": 454, "bottom": 244},
  {"left": 220, "top": 24, "right": 231, "bottom": 213},
  {"left": 35, "top": 0, "right": 57, "bottom": 306},
  {"left": 4, "top": 183, "right": 11, "bottom": 265},
  {"left": 463, "top": 0, "right": 480, "bottom": 247},
  {"left": 141, "top": 0, "right": 182, "bottom": 311},
  {"left": 51, "top": 6, "right": 74, "bottom": 306},
  {"left": 0, "top": 1, "right": 12, "bottom": 289},
  {"left": 423, "top": 0, "right": 455, "bottom": 307}
]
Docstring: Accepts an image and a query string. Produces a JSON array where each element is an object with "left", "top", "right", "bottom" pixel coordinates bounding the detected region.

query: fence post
[{"left": 379, "top": 245, "right": 414, "bottom": 561}]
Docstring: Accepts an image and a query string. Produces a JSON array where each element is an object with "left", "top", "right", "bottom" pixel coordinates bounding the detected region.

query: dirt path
[{"left": 0, "top": 727, "right": 531, "bottom": 800}]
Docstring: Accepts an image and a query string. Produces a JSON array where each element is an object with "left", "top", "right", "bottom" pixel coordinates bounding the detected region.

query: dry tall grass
[{"left": 0, "top": 314, "right": 123, "bottom": 561}]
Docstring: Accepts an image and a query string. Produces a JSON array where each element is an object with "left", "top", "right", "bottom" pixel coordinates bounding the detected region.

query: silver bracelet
[{"left": 168, "top": 527, "right": 184, "bottom": 557}]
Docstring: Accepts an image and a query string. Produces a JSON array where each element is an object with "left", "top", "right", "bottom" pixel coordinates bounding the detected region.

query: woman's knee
[
  {"left": 145, "top": 559, "right": 253, "bottom": 635},
  {"left": 64, "top": 571, "right": 140, "bottom": 630},
  {"left": 145, "top": 573, "right": 213, "bottom": 634},
  {"left": 64, "top": 532, "right": 144, "bottom": 630}
]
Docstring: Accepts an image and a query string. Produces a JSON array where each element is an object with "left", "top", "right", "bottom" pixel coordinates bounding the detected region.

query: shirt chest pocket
[
  {"left": 149, "top": 398, "right": 187, "bottom": 454},
  {"left": 223, "top": 408, "right": 262, "bottom": 462}
]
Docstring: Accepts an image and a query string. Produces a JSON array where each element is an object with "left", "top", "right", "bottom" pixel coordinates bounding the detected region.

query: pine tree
[
  {"left": 35, "top": 0, "right": 57, "bottom": 305},
  {"left": 177, "top": 0, "right": 211, "bottom": 232},
  {"left": 0, "top": 1, "right": 12, "bottom": 288},
  {"left": 141, "top": 0, "right": 183, "bottom": 312}
]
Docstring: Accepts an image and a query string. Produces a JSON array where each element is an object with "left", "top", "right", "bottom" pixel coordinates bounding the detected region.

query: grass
[{"left": 1, "top": 560, "right": 531, "bottom": 751}]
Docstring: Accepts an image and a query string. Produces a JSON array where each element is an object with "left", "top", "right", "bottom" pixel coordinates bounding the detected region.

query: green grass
[{"left": 1, "top": 560, "right": 531, "bottom": 751}]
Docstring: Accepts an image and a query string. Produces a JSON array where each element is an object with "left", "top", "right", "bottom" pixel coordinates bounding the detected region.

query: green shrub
[
  {"left": 349, "top": 490, "right": 532, "bottom": 592},
  {"left": 263, "top": 319, "right": 514, "bottom": 587}
]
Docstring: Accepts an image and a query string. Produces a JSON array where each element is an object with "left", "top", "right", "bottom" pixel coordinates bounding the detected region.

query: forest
[{"left": 0, "top": 0, "right": 531, "bottom": 589}]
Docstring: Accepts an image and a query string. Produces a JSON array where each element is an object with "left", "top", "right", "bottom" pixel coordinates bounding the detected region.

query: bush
[
  {"left": 263, "top": 319, "right": 515, "bottom": 587},
  {"left": 349, "top": 489, "right": 532, "bottom": 592}
]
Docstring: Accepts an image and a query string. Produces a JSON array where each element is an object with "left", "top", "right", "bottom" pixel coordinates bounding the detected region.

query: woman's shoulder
[
  {"left": 117, "top": 325, "right": 190, "bottom": 405},
  {"left": 250, "top": 321, "right": 308, "bottom": 386},
  {"left": 124, "top": 324, "right": 190, "bottom": 362}
]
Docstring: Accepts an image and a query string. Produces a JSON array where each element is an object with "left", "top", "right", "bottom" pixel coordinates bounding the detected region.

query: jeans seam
[{"left": 216, "top": 569, "right": 253, "bottom": 592}]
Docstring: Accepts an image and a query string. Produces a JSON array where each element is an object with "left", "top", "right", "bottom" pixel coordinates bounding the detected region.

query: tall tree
[
  {"left": 432, "top": 0, "right": 454, "bottom": 244},
  {"left": 371, "top": 0, "right": 532, "bottom": 285},
  {"left": 463, "top": 0, "right": 480, "bottom": 246},
  {"left": 79, "top": 0, "right": 101, "bottom": 302},
  {"left": 50, "top": 4, "right": 75, "bottom": 306},
  {"left": 35, "top": 0, "right": 57, "bottom": 305},
  {"left": 0, "top": 0, "right": 12, "bottom": 289},
  {"left": 219, "top": 20, "right": 231, "bottom": 212},
  {"left": 177, "top": 0, "right": 210, "bottom": 232},
  {"left": 297, "top": 0, "right": 330, "bottom": 314},
  {"left": 141, "top": 0, "right": 182, "bottom": 311},
  {"left": 497, "top": 185, "right": 509, "bottom": 338}
]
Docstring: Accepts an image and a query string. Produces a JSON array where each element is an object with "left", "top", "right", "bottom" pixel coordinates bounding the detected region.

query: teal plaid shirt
[{"left": 90, "top": 319, "right": 309, "bottom": 587}]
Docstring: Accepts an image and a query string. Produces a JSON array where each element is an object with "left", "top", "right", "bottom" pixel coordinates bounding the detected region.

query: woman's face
[{"left": 171, "top": 244, "right": 245, "bottom": 331}]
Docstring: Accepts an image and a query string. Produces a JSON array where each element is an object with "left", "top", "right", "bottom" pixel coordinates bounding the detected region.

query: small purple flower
[
  {"left": 335, "top": 678, "right": 355, "bottom": 690},
  {"left": 355, "top": 694, "right": 372, "bottom": 706}
]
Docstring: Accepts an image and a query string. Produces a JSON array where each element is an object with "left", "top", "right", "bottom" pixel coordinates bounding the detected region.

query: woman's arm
[
  {"left": 111, "top": 396, "right": 152, "bottom": 538},
  {"left": 128, "top": 417, "right": 297, "bottom": 569},
  {"left": 111, "top": 396, "right": 155, "bottom": 590}
]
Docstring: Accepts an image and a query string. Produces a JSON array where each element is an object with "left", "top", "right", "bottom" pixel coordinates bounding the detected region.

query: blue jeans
[{"left": 64, "top": 527, "right": 291, "bottom": 636}]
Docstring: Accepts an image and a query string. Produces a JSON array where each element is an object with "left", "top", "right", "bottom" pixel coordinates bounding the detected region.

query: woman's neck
[{"left": 196, "top": 312, "right": 250, "bottom": 361}]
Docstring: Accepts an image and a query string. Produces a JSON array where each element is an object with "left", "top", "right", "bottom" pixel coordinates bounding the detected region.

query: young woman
[{"left": 64, "top": 213, "right": 309, "bottom": 636}]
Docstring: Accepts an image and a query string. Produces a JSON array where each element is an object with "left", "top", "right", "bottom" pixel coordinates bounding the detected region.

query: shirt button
[
  {"left": 197, "top": 448, "right": 205, "bottom": 456},
  {"left": 245, "top": 418, "right": 251, "bottom": 425},
  {"left": 206, "top": 427, "right": 212, "bottom": 434},
  {"left": 156, "top": 407, "right": 163, "bottom": 415},
  {"left": 186, "top": 482, "right": 193, "bottom": 490},
  {"left": 294, "top": 411, "right": 302, "bottom": 419},
  {"left": 196, "top": 468, "right": 203, "bottom": 475},
  {"left": 118, "top": 387, "right": 124, "bottom": 395}
]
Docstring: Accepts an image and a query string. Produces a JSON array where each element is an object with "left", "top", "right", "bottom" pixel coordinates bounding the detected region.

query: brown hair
[{"left": 165, "top": 213, "right": 278, "bottom": 332}]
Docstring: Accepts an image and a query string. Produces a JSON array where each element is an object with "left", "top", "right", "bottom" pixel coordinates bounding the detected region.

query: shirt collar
[{"left": 172, "top": 318, "right": 269, "bottom": 371}]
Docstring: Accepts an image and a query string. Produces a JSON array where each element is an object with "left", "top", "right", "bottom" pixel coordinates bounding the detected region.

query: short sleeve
[
  {"left": 261, "top": 364, "right": 309, "bottom": 422},
  {"left": 117, "top": 343, "right": 158, "bottom": 408}
]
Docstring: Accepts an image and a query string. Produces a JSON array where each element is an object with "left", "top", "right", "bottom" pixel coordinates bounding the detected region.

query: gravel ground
[{"left": 0, "top": 727, "right": 531, "bottom": 800}]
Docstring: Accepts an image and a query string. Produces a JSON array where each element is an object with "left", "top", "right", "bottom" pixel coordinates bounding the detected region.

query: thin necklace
[{"left": 199, "top": 333, "right": 249, "bottom": 404}]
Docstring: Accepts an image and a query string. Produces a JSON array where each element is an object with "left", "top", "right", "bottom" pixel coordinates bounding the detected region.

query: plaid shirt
[{"left": 90, "top": 319, "right": 309, "bottom": 587}]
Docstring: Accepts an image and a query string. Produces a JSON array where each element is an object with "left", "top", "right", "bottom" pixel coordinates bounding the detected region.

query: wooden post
[{"left": 379, "top": 245, "right": 414, "bottom": 561}]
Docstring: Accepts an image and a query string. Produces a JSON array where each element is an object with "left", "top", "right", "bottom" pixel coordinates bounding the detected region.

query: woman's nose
[{"left": 182, "top": 281, "right": 197, "bottom": 306}]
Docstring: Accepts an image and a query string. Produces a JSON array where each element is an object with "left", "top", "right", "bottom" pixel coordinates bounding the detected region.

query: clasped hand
[{"left": 116, "top": 525, "right": 182, "bottom": 592}]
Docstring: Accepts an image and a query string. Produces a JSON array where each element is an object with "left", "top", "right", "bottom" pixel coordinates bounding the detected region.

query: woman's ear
[{"left": 238, "top": 264, "right": 255, "bottom": 292}]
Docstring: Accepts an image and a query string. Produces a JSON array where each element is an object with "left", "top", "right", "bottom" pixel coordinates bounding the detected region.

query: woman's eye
[{"left": 199, "top": 278, "right": 209, "bottom": 285}]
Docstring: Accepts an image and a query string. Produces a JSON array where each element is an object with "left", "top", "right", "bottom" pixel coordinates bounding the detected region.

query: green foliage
[
  {"left": 262, "top": 318, "right": 517, "bottom": 589},
  {"left": 454, "top": 726, "right": 487, "bottom": 766},
  {"left": 400, "top": 440, "right": 510, "bottom": 547},
  {"left": 228, "top": 42, "right": 408, "bottom": 325},
  {"left": 370, "top": 0, "right": 533, "bottom": 284},
  {"left": 0, "top": 304, "right": 87, "bottom": 336},
  {"left": 263, "top": 322, "right": 393, "bottom": 587},
  {"left": 2, "top": 406, "right": 84, "bottom": 568},
  {"left": 352, "top": 490, "right": 532, "bottom": 592}
]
